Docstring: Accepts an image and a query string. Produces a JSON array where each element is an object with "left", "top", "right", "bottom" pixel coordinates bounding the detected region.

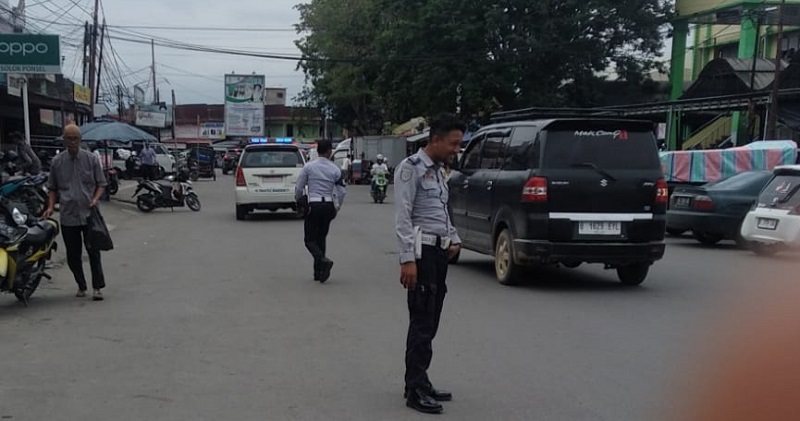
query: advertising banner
[
  {"left": 73, "top": 83, "right": 91, "bottom": 105},
  {"left": 6, "top": 73, "right": 22, "bottom": 96},
  {"left": 136, "top": 110, "right": 167, "bottom": 128},
  {"left": 224, "top": 74, "right": 265, "bottom": 136},
  {"left": 39, "top": 109, "right": 54, "bottom": 126},
  {"left": 201, "top": 122, "right": 225, "bottom": 140},
  {"left": 0, "top": 34, "right": 61, "bottom": 74}
]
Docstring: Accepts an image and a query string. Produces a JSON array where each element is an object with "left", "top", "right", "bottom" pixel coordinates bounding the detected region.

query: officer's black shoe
[
  {"left": 405, "top": 388, "right": 443, "bottom": 414},
  {"left": 405, "top": 386, "right": 452, "bottom": 402},
  {"left": 319, "top": 259, "right": 334, "bottom": 283}
]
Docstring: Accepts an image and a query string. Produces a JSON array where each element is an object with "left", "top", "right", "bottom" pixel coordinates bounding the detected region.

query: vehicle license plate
[
  {"left": 578, "top": 221, "right": 621, "bottom": 236},
  {"left": 757, "top": 218, "right": 779, "bottom": 231},
  {"left": 254, "top": 188, "right": 290, "bottom": 194},
  {"left": 674, "top": 196, "right": 691, "bottom": 208}
]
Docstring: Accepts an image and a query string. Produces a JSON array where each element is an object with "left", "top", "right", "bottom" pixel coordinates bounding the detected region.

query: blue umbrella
[{"left": 78, "top": 121, "right": 156, "bottom": 144}]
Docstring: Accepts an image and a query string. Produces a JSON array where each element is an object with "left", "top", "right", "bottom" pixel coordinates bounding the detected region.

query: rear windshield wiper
[
  {"left": 776, "top": 184, "right": 800, "bottom": 204},
  {"left": 571, "top": 162, "right": 617, "bottom": 182}
]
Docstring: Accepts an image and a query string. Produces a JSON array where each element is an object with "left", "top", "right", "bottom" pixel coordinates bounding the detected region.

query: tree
[{"left": 295, "top": 0, "right": 672, "bottom": 129}]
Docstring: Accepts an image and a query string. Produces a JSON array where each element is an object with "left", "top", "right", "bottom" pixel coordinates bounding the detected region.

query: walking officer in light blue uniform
[
  {"left": 394, "top": 113, "right": 465, "bottom": 414},
  {"left": 295, "top": 140, "right": 347, "bottom": 283}
]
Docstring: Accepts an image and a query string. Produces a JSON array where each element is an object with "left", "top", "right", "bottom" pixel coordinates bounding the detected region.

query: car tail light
[
  {"left": 692, "top": 195, "right": 714, "bottom": 211},
  {"left": 655, "top": 178, "right": 668, "bottom": 205},
  {"left": 522, "top": 177, "right": 548, "bottom": 202},
  {"left": 236, "top": 167, "right": 246, "bottom": 187}
]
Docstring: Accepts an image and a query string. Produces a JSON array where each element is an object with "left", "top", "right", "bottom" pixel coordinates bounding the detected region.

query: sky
[{"left": 14, "top": 0, "right": 308, "bottom": 105}]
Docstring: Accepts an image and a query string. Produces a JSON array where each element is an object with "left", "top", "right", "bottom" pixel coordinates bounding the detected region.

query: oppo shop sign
[{"left": 0, "top": 34, "right": 61, "bottom": 74}]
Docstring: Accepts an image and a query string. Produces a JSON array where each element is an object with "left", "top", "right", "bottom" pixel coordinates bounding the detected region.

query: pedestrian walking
[
  {"left": 294, "top": 140, "right": 346, "bottom": 283},
  {"left": 341, "top": 154, "right": 352, "bottom": 184},
  {"left": 394, "top": 113, "right": 464, "bottom": 414},
  {"left": 43, "top": 124, "right": 108, "bottom": 301},
  {"left": 140, "top": 143, "right": 158, "bottom": 180}
]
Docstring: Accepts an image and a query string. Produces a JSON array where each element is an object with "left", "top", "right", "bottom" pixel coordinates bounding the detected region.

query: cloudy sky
[
  {"left": 17, "top": 0, "right": 307, "bottom": 105},
  {"left": 13, "top": 0, "right": 680, "bottom": 107}
]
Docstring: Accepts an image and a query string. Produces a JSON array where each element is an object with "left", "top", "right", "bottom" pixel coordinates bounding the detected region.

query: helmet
[{"left": 376, "top": 154, "right": 384, "bottom": 163}]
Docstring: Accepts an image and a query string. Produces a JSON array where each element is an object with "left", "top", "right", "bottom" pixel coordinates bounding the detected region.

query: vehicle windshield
[
  {"left": 241, "top": 149, "right": 303, "bottom": 168},
  {"left": 542, "top": 130, "right": 660, "bottom": 170},
  {"left": 758, "top": 174, "right": 800, "bottom": 207}
]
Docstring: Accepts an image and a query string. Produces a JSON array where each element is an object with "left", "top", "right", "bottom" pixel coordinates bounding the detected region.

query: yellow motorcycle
[{"left": 0, "top": 203, "right": 59, "bottom": 305}]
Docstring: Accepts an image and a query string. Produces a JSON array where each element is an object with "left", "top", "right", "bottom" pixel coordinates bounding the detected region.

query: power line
[{"left": 107, "top": 24, "right": 296, "bottom": 32}]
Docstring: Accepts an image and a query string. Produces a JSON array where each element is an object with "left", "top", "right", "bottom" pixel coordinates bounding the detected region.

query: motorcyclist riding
[{"left": 371, "top": 154, "right": 389, "bottom": 194}]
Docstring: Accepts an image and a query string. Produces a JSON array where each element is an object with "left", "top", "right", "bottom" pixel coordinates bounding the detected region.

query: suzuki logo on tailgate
[{"left": 600, "top": 179, "right": 609, "bottom": 187}]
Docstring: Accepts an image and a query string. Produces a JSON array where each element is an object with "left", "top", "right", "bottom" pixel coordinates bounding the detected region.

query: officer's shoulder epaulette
[{"left": 407, "top": 155, "right": 421, "bottom": 165}]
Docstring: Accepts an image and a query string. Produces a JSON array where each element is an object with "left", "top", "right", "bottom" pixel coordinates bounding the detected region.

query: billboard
[
  {"left": 73, "top": 83, "right": 91, "bottom": 105},
  {"left": 6, "top": 73, "right": 22, "bottom": 96},
  {"left": 136, "top": 110, "right": 167, "bottom": 128},
  {"left": 201, "top": 122, "right": 225, "bottom": 140},
  {"left": 0, "top": 34, "right": 61, "bottom": 74},
  {"left": 224, "top": 74, "right": 264, "bottom": 137}
]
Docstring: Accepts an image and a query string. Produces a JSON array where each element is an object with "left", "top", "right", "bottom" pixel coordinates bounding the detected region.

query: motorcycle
[
  {"left": 0, "top": 198, "right": 60, "bottom": 305},
  {"left": 106, "top": 168, "right": 120, "bottom": 196},
  {"left": 132, "top": 168, "right": 201, "bottom": 212},
  {"left": 222, "top": 152, "right": 239, "bottom": 175},
  {"left": 371, "top": 172, "right": 388, "bottom": 204},
  {"left": 0, "top": 152, "right": 48, "bottom": 217}
]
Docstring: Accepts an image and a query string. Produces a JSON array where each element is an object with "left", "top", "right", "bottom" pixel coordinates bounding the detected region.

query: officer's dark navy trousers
[
  {"left": 405, "top": 245, "right": 448, "bottom": 390},
  {"left": 304, "top": 202, "right": 336, "bottom": 268}
]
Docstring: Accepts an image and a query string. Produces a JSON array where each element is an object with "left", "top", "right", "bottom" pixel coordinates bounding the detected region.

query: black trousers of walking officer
[
  {"left": 406, "top": 244, "right": 448, "bottom": 390},
  {"left": 304, "top": 201, "right": 337, "bottom": 274}
]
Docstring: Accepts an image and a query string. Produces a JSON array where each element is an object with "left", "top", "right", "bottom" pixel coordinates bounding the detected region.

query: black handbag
[{"left": 87, "top": 207, "right": 114, "bottom": 251}]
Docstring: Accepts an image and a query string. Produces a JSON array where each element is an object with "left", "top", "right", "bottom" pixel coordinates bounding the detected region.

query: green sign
[{"left": 0, "top": 34, "right": 61, "bottom": 74}]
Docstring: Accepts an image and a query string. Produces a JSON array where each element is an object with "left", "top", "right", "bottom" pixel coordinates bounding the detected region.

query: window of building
[{"left": 286, "top": 124, "right": 294, "bottom": 137}]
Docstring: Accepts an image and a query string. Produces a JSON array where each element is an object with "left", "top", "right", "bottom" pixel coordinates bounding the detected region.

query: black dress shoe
[
  {"left": 405, "top": 386, "right": 452, "bottom": 402},
  {"left": 406, "top": 388, "right": 443, "bottom": 414},
  {"left": 319, "top": 259, "right": 334, "bottom": 283}
]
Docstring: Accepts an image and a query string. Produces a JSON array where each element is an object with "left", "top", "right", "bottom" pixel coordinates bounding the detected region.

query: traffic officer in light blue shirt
[
  {"left": 394, "top": 113, "right": 465, "bottom": 414},
  {"left": 295, "top": 140, "right": 346, "bottom": 283}
]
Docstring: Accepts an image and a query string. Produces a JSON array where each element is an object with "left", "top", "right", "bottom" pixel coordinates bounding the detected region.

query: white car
[
  {"left": 740, "top": 165, "right": 800, "bottom": 255},
  {"left": 235, "top": 143, "right": 306, "bottom": 220}
]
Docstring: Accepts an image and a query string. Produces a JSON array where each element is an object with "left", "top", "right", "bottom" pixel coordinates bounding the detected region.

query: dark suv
[{"left": 449, "top": 119, "right": 667, "bottom": 286}]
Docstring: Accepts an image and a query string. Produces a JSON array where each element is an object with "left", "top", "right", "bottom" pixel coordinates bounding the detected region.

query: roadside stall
[{"left": 660, "top": 141, "right": 798, "bottom": 190}]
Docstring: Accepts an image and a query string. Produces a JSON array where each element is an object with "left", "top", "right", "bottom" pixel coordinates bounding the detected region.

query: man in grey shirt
[
  {"left": 140, "top": 143, "right": 158, "bottom": 180},
  {"left": 44, "top": 124, "right": 108, "bottom": 300},
  {"left": 294, "top": 140, "right": 346, "bottom": 283}
]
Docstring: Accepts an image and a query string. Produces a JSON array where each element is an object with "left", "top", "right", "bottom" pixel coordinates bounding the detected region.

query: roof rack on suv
[{"left": 489, "top": 107, "right": 626, "bottom": 124}]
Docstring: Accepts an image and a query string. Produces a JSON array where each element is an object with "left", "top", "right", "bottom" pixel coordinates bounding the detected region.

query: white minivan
[
  {"left": 235, "top": 143, "right": 306, "bottom": 220},
  {"left": 740, "top": 165, "right": 800, "bottom": 255}
]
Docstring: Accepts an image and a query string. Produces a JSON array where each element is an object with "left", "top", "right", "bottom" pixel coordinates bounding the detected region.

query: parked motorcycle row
[{"left": 0, "top": 152, "right": 60, "bottom": 305}]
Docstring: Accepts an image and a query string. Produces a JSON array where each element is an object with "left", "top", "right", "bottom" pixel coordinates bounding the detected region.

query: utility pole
[
  {"left": 767, "top": 0, "right": 786, "bottom": 140},
  {"left": 95, "top": 20, "right": 105, "bottom": 104},
  {"left": 151, "top": 39, "right": 157, "bottom": 103},
  {"left": 117, "top": 85, "right": 123, "bottom": 117},
  {"left": 88, "top": 0, "right": 100, "bottom": 119},
  {"left": 81, "top": 21, "right": 88, "bottom": 86},
  {"left": 171, "top": 89, "right": 177, "bottom": 146}
]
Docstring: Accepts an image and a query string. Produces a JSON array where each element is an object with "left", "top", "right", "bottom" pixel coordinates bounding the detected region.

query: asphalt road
[{"left": 1, "top": 173, "right": 797, "bottom": 420}]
